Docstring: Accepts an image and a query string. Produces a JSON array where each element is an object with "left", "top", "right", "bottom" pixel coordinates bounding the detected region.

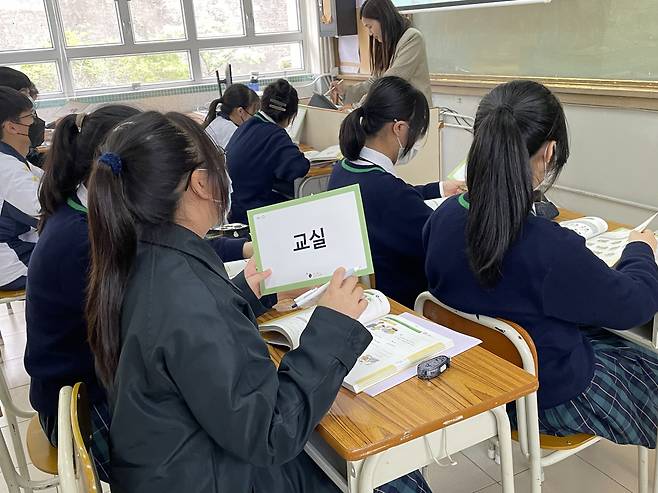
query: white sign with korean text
[{"left": 248, "top": 184, "right": 374, "bottom": 295}]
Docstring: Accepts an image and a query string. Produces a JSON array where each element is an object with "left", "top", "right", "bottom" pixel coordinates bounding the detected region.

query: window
[
  {"left": 0, "top": 0, "right": 307, "bottom": 98},
  {"left": 200, "top": 43, "right": 303, "bottom": 78},
  {"left": 1, "top": 1, "right": 52, "bottom": 52}
]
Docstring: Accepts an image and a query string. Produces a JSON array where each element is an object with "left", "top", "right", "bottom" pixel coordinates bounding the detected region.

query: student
[
  {"left": 328, "top": 76, "right": 462, "bottom": 308},
  {"left": 84, "top": 111, "right": 430, "bottom": 493},
  {"left": 0, "top": 66, "right": 39, "bottom": 100},
  {"left": 0, "top": 67, "right": 46, "bottom": 166},
  {"left": 226, "top": 79, "right": 309, "bottom": 224},
  {"left": 424, "top": 80, "right": 658, "bottom": 447},
  {"left": 329, "top": 0, "right": 432, "bottom": 106},
  {"left": 25, "top": 105, "right": 140, "bottom": 481},
  {"left": 0, "top": 87, "right": 43, "bottom": 291},
  {"left": 204, "top": 83, "right": 260, "bottom": 149}
]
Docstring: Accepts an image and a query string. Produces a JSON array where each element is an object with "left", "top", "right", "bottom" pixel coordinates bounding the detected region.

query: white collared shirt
[
  {"left": 352, "top": 146, "right": 446, "bottom": 195},
  {"left": 76, "top": 184, "right": 88, "bottom": 208},
  {"left": 353, "top": 147, "right": 396, "bottom": 175}
]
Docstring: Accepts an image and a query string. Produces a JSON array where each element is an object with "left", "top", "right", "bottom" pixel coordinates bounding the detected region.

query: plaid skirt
[{"left": 537, "top": 327, "right": 658, "bottom": 449}]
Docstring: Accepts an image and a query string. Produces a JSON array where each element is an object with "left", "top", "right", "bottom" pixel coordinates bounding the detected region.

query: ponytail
[
  {"left": 203, "top": 84, "right": 260, "bottom": 129},
  {"left": 338, "top": 76, "right": 429, "bottom": 161},
  {"left": 86, "top": 111, "right": 230, "bottom": 388},
  {"left": 86, "top": 154, "right": 137, "bottom": 388},
  {"left": 466, "top": 107, "right": 533, "bottom": 286},
  {"left": 38, "top": 105, "right": 140, "bottom": 231},
  {"left": 464, "top": 80, "right": 570, "bottom": 287},
  {"left": 203, "top": 98, "right": 222, "bottom": 128},
  {"left": 339, "top": 107, "right": 367, "bottom": 161}
]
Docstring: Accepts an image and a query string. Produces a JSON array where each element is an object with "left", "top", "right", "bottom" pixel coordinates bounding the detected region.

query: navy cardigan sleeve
[
  {"left": 543, "top": 233, "right": 658, "bottom": 330},
  {"left": 271, "top": 130, "right": 310, "bottom": 182},
  {"left": 413, "top": 182, "right": 441, "bottom": 199},
  {"left": 208, "top": 237, "right": 247, "bottom": 262}
]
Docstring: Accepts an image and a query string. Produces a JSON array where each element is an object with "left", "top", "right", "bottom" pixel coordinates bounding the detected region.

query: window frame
[{"left": 0, "top": 0, "right": 309, "bottom": 98}]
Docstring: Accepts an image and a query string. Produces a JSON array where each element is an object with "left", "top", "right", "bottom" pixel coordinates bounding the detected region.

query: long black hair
[
  {"left": 86, "top": 111, "right": 230, "bottom": 387},
  {"left": 38, "top": 105, "right": 140, "bottom": 231},
  {"left": 0, "top": 87, "right": 33, "bottom": 140},
  {"left": 361, "top": 0, "right": 410, "bottom": 76},
  {"left": 339, "top": 76, "right": 429, "bottom": 161},
  {"left": 466, "top": 80, "right": 569, "bottom": 286},
  {"left": 203, "top": 83, "right": 259, "bottom": 128},
  {"left": 261, "top": 79, "right": 299, "bottom": 125}
]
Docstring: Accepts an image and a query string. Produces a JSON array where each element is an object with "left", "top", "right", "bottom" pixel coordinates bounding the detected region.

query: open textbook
[
  {"left": 560, "top": 213, "right": 658, "bottom": 267},
  {"left": 304, "top": 144, "right": 342, "bottom": 163},
  {"left": 259, "top": 289, "right": 454, "bottom": 394}
]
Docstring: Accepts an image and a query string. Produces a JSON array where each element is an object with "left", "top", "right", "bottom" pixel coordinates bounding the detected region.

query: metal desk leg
[
  {"left": 356, "top": 453, "right": 381, "bottom": 493},
  {"left": 525, "top": 392, "right": 543, "bottom": 493},
  {"left": 491, "top": 405, "right": 515, "bottom": 493}
]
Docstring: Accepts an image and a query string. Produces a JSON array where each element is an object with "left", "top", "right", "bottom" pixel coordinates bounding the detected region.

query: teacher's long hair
[{"left": 361, "top": 0, "right": 410, "bottom": 76}]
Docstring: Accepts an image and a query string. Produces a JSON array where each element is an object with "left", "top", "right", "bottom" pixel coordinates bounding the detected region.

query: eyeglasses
[{"left": 17, "top": 110, "right": 37, "bottom": 121}]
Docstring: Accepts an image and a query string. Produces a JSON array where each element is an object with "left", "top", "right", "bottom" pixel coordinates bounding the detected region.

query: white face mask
[{"left": 395, "top": 136, "right": 424, "bottom": 166}]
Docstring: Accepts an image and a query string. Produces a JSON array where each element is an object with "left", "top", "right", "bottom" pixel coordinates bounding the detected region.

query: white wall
[{"left": 432, "top": 92, "right": 658, "bottom": 226}]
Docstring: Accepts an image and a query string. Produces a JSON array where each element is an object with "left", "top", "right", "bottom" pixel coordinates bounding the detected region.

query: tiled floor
[{"left": 0, "top": 301, "right": 653, "bottom": 493}]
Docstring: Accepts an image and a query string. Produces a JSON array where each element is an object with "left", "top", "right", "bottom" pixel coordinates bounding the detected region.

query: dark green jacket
[{"left": 109, "top": 223, "right": 371, "bottom": 492}]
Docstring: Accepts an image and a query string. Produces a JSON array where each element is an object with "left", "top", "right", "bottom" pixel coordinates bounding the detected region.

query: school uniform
[
  {"left": 205, "top": 112, "right": 238, "bottom": 150},
  {"left": 424, "top": 194, "right": 658, "bottom": 447},
  {"left": 226, "top": 111, "right": 310, "bottom": 224},
  {"left": 24, "top": 186, "right": 111, "bottom": 480},
  {"left": 328, "top": 147, "right": 444, "bottom": 308},
  {"left": 0, "top": 142, "right": 42, "bottom": 290},
  {"left": 344, "top": 28, "right": 432, "bottom": 107}
]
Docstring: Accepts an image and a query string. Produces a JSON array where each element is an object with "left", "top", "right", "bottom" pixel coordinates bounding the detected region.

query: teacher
[{"left": 330, "top": 0, "right": 432, "bottom": 107}]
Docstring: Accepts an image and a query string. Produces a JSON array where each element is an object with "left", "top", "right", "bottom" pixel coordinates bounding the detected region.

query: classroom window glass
[
  {"left": 71, "top": 52, "right": 192, "bottom": 90},
  {"left": 7, "top": 62, "right": 62, "bottom": 94},
  {"left": 129, "top": 0, "right": 187, "bottom": 43},
  {"left": 1, "top": 0, "right": 52, "bottom": 52},
  {"left": 200, "top": 43, "right": 303, "bottom": 78},
  {"left": 193, "top": 0, "right": 245, "bottom": 38},
  {"left": 58, "top": 0, "right": 122, "bottom": 47},
  {"left": 252, "top": 0, "right": 300, "bottom": 34}
]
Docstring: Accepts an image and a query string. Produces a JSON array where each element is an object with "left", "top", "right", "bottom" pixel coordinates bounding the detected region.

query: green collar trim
[
  {"left": 254, "top": 113, "right": 273, "bottom": 124},
  {"left": 340, "top": 159, "right": 386, "bottom": 174},
  {"left": 66, "top": 197, "right": 88, "bottom": 214},
  {"left": 458, "top": 193, "right": 470, "bottom": 210}
]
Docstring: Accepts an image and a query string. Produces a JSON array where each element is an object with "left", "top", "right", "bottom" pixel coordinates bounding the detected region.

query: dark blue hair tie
[{"left": 98, "top": 152, "right": 122, "bottom": 176}]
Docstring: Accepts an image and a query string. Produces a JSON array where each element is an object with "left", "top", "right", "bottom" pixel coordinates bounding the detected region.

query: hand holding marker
[{"left": 292, "top": 267, "right": 357, "bottom": 309}]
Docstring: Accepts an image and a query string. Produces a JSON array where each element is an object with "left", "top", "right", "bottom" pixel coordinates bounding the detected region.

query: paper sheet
[
  {"left": 338, "top": 36, "right": 361, "bottom": 74},
  {"left": 364, "top": 312, "right": 481, "bottom": 396}
]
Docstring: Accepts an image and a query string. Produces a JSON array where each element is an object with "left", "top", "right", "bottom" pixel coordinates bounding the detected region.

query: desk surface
[{"left": 258, "top": 299, "right": 538, "bottom": 461}]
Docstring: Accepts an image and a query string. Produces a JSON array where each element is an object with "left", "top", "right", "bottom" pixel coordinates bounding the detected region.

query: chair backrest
[
  {"left": 58, "top": 386, "right": 76, "bottom": 493},
  {"left": 415, "top": 292, "right": 538, "bottom": 374},
  {"left": 70, "top": 383, "right": 101, "bottom": 493}
]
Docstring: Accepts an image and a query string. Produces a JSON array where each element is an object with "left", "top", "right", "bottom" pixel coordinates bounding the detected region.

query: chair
[
  {"left": 26, "top": 416, "right": 57, "bottom": 475},
  {"left": 70, "top": 383, "right": 101, "bottom": 492},
  {"left": 57, "top": 386, "right": 76, "bottom": 493},
  {"left": 0, "top": 289, "right": 26, "bottom": 316},
  {"left": 415, "top": 291, "right": 652, "bottom": 493},
  {"left": 0, "top": 366, "right": 59, "bottom": 492}
]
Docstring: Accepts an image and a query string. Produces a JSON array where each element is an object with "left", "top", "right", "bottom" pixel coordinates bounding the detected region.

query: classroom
[{"left": 0, "top": 0, "right": 657, "bottom": 492}]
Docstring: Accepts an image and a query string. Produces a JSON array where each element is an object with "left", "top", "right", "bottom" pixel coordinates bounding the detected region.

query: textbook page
[
  {"left": 343, "top": 314, "right": 454, "bottom": 394},
  {"left": 559, "top": 216, "right": 609, "bottom": 240},
  {"left": 587, "top": 229, "right": 658, "bottom": 268},
  {"left": 304, "top": 144, "right": 342, "bottom": 163},
  {"left": 425, "top": 197, "right": 450, "bottom": 210},
  {"left": 249, "top": 185, "right": 374, "bottom": 295},
  {"left": 259, "top": 289, "right": 390, "bottom": 349}
]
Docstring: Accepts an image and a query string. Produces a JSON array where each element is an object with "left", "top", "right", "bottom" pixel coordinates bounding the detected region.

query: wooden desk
[{"left": 259, "top": 299, "right": 538, "bottom": 492}]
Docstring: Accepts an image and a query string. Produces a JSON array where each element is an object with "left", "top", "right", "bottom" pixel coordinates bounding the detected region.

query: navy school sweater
[
  {"left": 25, "top": 198, "right": 246, "bottom": 418},
  {"left": 423, "top": 195, "right": 658, "bottom": 409},
  {"left": 328, "top": 158, "right": 441, "bottom": 308},
  {"left": 226, "top": 112, "right": 310, "bottom": 224}
]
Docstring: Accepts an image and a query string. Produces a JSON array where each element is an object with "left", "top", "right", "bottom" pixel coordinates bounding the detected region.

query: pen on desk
[
  {"left": 324, "top": 79, "right": 343, "bottom": 97},
  {"left": 291, "top": 267, "right": 357, "bottom": 309}
]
